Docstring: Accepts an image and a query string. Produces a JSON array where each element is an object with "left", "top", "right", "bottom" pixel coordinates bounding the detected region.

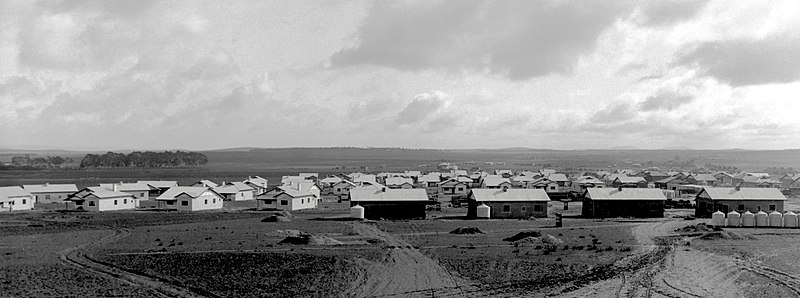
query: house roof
[
  {"left": 192, "top": 179, "right": 219, "bottom": 188},
  {"left": 353, "top": 174, "right": 377, "bottom": 183},
  {"left": 385, "top": 177, "right": 414, "bottom": 186},
  {"left": 547, "top": 174, "right": 569, "bottom": 182},
  {"left": 320, "top": 176, "right": 343, "bottom": 184},
  {"left": 138, "top": 181, "right": 178, "bottom": 188},
  {"left": 482, "top": 176, "right": 512, "bottom": 187},
  {"left": 576, "top": 176, "right": 605, "bottom": 184},
  {"left": 585, "top": 188, "right": 666, "bottom": 201},
  {"left": 349, "top": 188, "right": 429, "bottom": 202},
  {"left": 299, "top": 173, "right": 318, "bottom": 179},
  {"left": 23, "top": 184, "right": 78, "bottom": 193},
  {"left": 693, "top": 174, "right": 717, "bottom": 182},
  {"left": 701, "top": 187, "right": 786, "bottom": 201},
  {"left": 647, "top": 171, "right": 667, "bottom": 177},
  {"left": 613, "top": 176, "right": 646, "bottom": 184},
  {"left": 68, "top": 187, "right": 135, "bottom": 201},
  {"left": 469, "top": 189, "right": 550, "bottom": 202},
  {"left": 244, "top": 176, "right": 268, "bottom": 186},
  {"left": 418, "top": 174, "right": 441, "bottom": 183},
  {"left": 0, "top": 186, "right": 31, "bottom": 199},
  {"left": 99, "top": 183, "right": 154, "bottom": 192},
  {"left": 156, "top": 187, "right": 217, "bottom": 201},
  {"left": 655, "top": 176, "right": 680, "bottom": 184},
  {"left": 214, "top": 182, "right": 253, "bottom": 194}
]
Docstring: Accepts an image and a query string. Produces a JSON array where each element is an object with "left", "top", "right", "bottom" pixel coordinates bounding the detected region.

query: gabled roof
[
  {"left": 349, "top": 188, "right": 428, "bottom": 202},
  {"left": 613, "top": 176, "right": 646, "bottom": 184},
  {"left": 138, "top": 181, "right": 179, "bottom": 188},
  {"left": 385, "top": 177, "right": 414, "bottom": 187},
  {"left": 700, "top": 187, "right": 786, "bottom": 201},
  {"left": 192, "top": 179, "right": 219, "bottom": 188},
  {"left": 655, "top": 176, "right": 681, "bottom": 184},
  {"left": 693, "top": 174, "right": 717, "bottom": 182},
  {"left": 0, "top": 186, "right": 31, "bottom": 199},
  {"left": 469, "top": 189, "right": 550, "bottom": 202},
  {"left": 333, "top": 180, "right": 358, "bottom": 187},
  {"left": 438, "top": 178, "right": 468, "bottom": 186},
  {"left": 511, "top": 175, "right": 535, "bottom": 183},
  {"left": 299, "top": 173, "right": 318, "bottom": 179},
  {"left": 482, "top": 176, "right": 512, "bottom": 187},
  {"left": 244, "top": 176, "right": 268, "bottom": 186},
  {"left": 547, "top": 174, "right": 569, "bottom": 182},
  {"left": 353, "top": 174, "right": 377, "bottom": 183},
  {"left": 68, "top": 187, "right": 135, "bottom": 201},
  {"left": 99, "top": 183, "right": 155, "bottom": 192},
  {"left": 456, "top": 176, "right": 473, "bottom": 183},
  {"left": 320, "top": 176, "right": 343, "bottom": 184},
  {"left": 585, "top": 188, "right": 666, "bottom": 201},
  {"left": 157, "top": 187, "right": 219, "bottom": 201},
  {"left": 576, "top": 176, "right": 604, "bottom": 184},
  {"left": 418, "top": 174, "right": 441, "bottom": 183},
  {"left": 22, "top": 184, "right": 78, "bottom": 193},
  {"left": 214, "top": 182, "right": 253, "bottom": 194}
]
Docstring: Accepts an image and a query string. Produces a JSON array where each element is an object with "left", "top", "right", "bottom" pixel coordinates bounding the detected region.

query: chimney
[
  {"left": 618, "top": 186, "right": 623, "bottom": 191},
  {"left": 113, "top": 184, "right": 119, "bottom": 192},
  {"left": 735, "top": 183, "right": 741, "bottom": 191}
]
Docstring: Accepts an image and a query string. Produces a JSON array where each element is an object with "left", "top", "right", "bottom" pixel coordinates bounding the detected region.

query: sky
[{"left": 1, "top": 0, "right": 800, "bottom": 151}]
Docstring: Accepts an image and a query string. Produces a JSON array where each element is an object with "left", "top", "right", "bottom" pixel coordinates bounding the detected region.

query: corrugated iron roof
[
  {"left": 99, "top": 183, "right": 154, "bottom": 192},
  {"left": 157, "top": 187, "right": 216, "bottom": 200},
  {"left": 702, "top": 187, "right": 786, "bottom": 201},
  {"left": 0, "top": 186, "right": 31, "bottom": 199},
  {"left": 385, "top": 177, "right": 414, "bottom": 186},
  {"left": 138, "top": 181, "right": 178, "bottom": 188},
  {"left": 69, "top": 187, "right": 135, "bottom": 200},
  {"left": 586, "top": 188, "right": 666, "bottom": 201},
  {"left": 349, "top": 188, "right": 428, "bottom": 202},
  {"left": 469, "top": 189, "right": 550, "bottom": 202},
  {"left": 22, "top": 184, "right": 78, "bottom": 193}
]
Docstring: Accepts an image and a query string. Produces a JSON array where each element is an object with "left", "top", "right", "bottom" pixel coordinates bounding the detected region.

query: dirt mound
[
  {"left": 449, "top": 227, "right": 484, "bottom": 234},
  {"left": 279, "top": 234, "right": 343, "bottom": 246},
  {"left": 511, "top": 234, "right": 564, "bottom": 246},
  {"left": 698, "top": 230, "right": 756, "bottom": 241},
  {"left": 269, "top": 230, "right": 304, "bottom": 237},
  {"left": 675, "top": 223, "right": 719, "bottom": 233},
  {"left": 262, "top": 215, "right": 291, "bottom": 222},
  {"left": 503, "top": 231, "right": 542, "bottom": 242}
]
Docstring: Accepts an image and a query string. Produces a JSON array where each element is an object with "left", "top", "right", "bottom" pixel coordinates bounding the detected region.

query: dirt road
[
  {"left": 58, "top": 228, "right": 206, "bottom": 298},
  {"left": 344, "top": 222, "right": 485, "bottom": 297}
]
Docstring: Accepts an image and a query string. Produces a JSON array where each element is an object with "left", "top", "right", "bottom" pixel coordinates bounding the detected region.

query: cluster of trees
[
  {"left": 79, "top": 151, "right": 208, "bottom": 168},
  {"left": 10, "top": 155, "right": 75, "bottom": 168},
  {"left": 703, "top": 164, "right": 739, "bottom": 173}
]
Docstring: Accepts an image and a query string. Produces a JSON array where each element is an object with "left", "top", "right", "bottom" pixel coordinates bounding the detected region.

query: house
[
  {"left": 330, "top": 180, "right": 358, "bottom": 197},
  {"left": 481, "top": 176, "right": 513, "bottom": 190},
  {"left": 467, "top": 188, "right": 550, "bottom": 219},
  {"left": 191, "top": 179, "right": 219, "bottom": 188},
  {"left": 437, "top": 179, "right": 470, "bottom": 198},
  {"left": 214, "top": 182, "right": 255, "bottom": 201},
  {"left": 244, "top": 176, "right": 269, "bottom": 195},
  {"left": 156, "top": 187, "right": 224, "bottom": 211},
  {"left": 780, "top": 174, "right": 800, "bottom": 189},
  {"left": 281, "top": 175, "right": 311, "bottom": 185},
  {"left": 528, "top": 178, "right": 559, "bottom": 192},
  {"left": 572, "top": 176, "right": 605, "bottom": 191},
  {"left": 23, "top": 183, "right": 78, "bottom": 204},
  {"left": 138, "top": 181, "right": 179, "bottom": 197},
  {"left": 713, "top": 172, "right": 734, "bottom": 186},
  {"left": 320, "top": 176, "right": 343, "bottom": 187},
  {"left": 66, "top": 187, "right": 137, "bottom": 212},
  {"left": 385, "top": 177, "right": 415, "bottom": 189},
  {"left": 348, "top": 187, "right": 429, "bottom": 220},
  {"left": 693, "top": 174, "right": 718, "bottom": 186},
  {"left": 418, "top": 174, "right": 442, "bottom": 195},
  {"left": 0, "top": 186, "right": 34, "bottom": 211},
  {"left": 547, "top": 174, "right": 570, "bottom": 189},
  {"left": 611, "top": 176, "right": 648, "bottom": 188},
  {"left": 582, "top": 188, "right": 667, "bottom": 218},
  {"left": 695, "top": 187, "right": 787, "bottom": 217},
  {"left": 98, "top": 183, "right": 154, "bottom": 206},
  {"left": 257, "top": 181, "right": 321, "bottom": 211},
  {"left": 644, "top": 171, "right": 670, "bottom": 183},
  {"left": 353, "top": 174, "right": 377, "bottom": 184},
  {"left": 539, "top": 169, "right": 556, "bottom": 177}
]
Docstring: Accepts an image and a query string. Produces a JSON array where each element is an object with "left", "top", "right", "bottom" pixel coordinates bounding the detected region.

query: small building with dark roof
[
  {"left": 695, "top": 187, "right": 787, "bottom": 218},
  {"left": 582, "top": 188, "right": 666, "bottom": 218}
]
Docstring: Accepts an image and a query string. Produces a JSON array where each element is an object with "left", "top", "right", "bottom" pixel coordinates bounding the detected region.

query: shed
[
  {"left": 348, "top": 187, "right": 429, "bottom": 220},
  {"left": 694, "top": 187, "right": 786, "bottom": 218},
  {"left": 467, "top": 189, "right": 550, "bottom": 219},
  {"left": 156, "top": 187, "right": 224, "bottom": 211},
  {"left": 582, "top": 188, "right": 666, "bottom": 218},
  {"left": 22, "top": 183, "right": 78, "bottom": 204}
]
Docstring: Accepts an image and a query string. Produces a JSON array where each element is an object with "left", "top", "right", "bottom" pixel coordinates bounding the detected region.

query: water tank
[
  {"left": 476, "top": 203, "right": 491, "bottom": 219},
  {"left": 350, "top": 204, "right": 365, "bottom": 219},
  {"left": 755, "top": 211, "right": 768, "bottom": 227},
  {"left": 784, "top": 211, "right": 798, "bottom": 228},
  {"left": 768, "top": 211, "right": 783, "bottom": 227},
  {"left": 726, "top": 211, "right": 741, "bottom": 227},
  {"left": 742, "top": 211, "right": 755, "bottom": 227},
  {"left": 711, "top": 211, "right": 725, "bottom": 226}
]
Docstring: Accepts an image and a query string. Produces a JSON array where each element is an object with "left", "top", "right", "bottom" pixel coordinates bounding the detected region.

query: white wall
[
  {"left": 276, "top": 193, "right": 316, "bottom": 211},
  {"left": 0, "top": 195, "right": 34, "bottom": 211},
  {"left": 175, "top": 191, "right": 223, "bottom": 211}
]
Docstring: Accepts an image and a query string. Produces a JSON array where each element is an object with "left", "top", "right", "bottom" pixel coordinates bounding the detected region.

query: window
[
  {"left": 140, "top": 193, "right": 144, "bottom": 197},
  {"left": 75, "top": 201, "right": 83, "bottom": 206},
  {"left": 114, "top": 200, "right": 118, "bottom": 205},
  {"left": 549, "top": 186, "right": 556, "bottom": 190},
  {"left": 88, "top": 201, "right": 95, "bottom": 206},
  {"left": 22, "top": 199, "right": 26, "bottom": 204},
  {"left": 534, "top": 205, "right": 543, "bottom": 212},
  {"left": 205, "top": 199, "right": 208, "bottom": 205},
  {"left": 770, "top": 205, "right": 777, "bottom": 211},
  {"left": 123, "top": 199, "right": 127, "bottom": 204},
  {"left": 166, "top": 201, "right": 175, "bottom": 205},
  {"left": 46, "top": 194, "right": 51, "bottom": 200},
  {"left": 502, "top": 205, "right": 511, "bottom": 212},
  {"left": 737, "top": 204, "right": 745, "bottom": 211},
  {"left": 281, "top": 200, "right": 288, "bottom": 206},
  {"left": 521, "top": 206, "right": 527, "bottom": 212},
  {"left": 213, "top": 198, "right": 216, "bottom": 203},
  {"left": 181, "top": 201, "right": 189, "bottom": 206}
]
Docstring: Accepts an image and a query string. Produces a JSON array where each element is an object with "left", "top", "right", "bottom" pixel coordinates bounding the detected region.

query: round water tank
[
  {"left": 350, "top": 204, "right": 365, "bottom": 219},
  {"left": 726, "top": 211, "right": 741, "bottom": 227},
  {"left": 755, "top": 211, "right": 768, "bottom": 227},
  {"left": 768, "top": 211, "right": 783, "bottom": 227},
  {"left": 784, "top": 211, "right": 798, "bottom": 228},
  {"left": 742, "top": 211, "right": 755, "bottom": 227},
  {"left": 476, "top": 203, "right": 491, "bottom": 219},
  {"left": 711, "top": 211, "right": 725, "bottom": 226}
]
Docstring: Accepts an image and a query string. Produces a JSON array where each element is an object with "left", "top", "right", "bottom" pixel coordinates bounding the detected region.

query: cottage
[
  {"left": 547, "top": 174, "right": 570, "bottom": 190},
  {"left": 156, "top": 187, "right": 224, "bottom": 211},
  {"left": 481, "top": 176, "right": 513, "bottom": 189},
  {"left": 243, "top": 176, "right": 269, "bottom": 195},
  {"left": 644, "top": 171, "right": 670, "bottom": 183},
  {"left": 98, "top": 183, "right": 154, "bottom": 206},
  {"left": 695, "top": 187, "right": 787, "bottom": 217},
  {"left": 611, "top": 176, "right": 648, "bottom": 188},
  {"left": 0, "top": 186, "right": 34, "bottom": 211},
  {"left": 582, "top": 188, "right": 667, "bottom": 218},
  {"left": 257, "top": 181, "right": 321, "bottom": 211},
  {"left": 353, "top": 174, "right": 377, "bottom": 184},
  {"left": 437, "top": 178, "right": 470, "bottom": 198},
  {"left": 330, "top": 180, "right": 358, "bottom": 197},
  {"left": 418, "top": 174, "right": 442, "bottom": 195},
  {"left": 572, "top": 176, "right": 605, "bottom": 191},
  {"left": 713, "top": 172, "right": 734, "bottom": 186},
  {"left": 348, "top": 187, "right": 429, "bottom": 220},
  {"left": 138, "top": 181, "right": 179, "bottom": 197},
  {"left": 66, "top": 187, "right": 137, "bottom": 212},
  {"left": 23, "top": 183, "right": 78, "bottom": 204},
  {"left": 467, "top": 189, "right": 550, "bottom": 219},
  {"left": 191, "top": 179, "right": 219, "bottom": 188},
  {"left": 214, "top": 182, "right": 255, "bottom": 201},
  {"left": 385, "top": 177, "right": 415, "bottom": 189}
]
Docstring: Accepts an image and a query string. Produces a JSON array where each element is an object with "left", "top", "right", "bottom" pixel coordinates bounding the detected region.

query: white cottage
[
  {"left": 0, "top": 186, "right": 35, "bottom": 211},
  {"left": 23, "top": 183, "right": 78, "bottom": 204},
  {"left": 214, "top": 182, "right": 255, "bottom": 201},
  {"left": 65, "top": 187, "right": 137, "bottom": 212},
  {"left": 156, "top": 187, "right": 224, "bottom": 211},
  {"left": 257, "top": 181, "right": 320, "bottom": 211}
]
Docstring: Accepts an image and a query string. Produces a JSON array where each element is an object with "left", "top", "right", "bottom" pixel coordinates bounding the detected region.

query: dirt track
[{"left": 58, "top": 228, "right": 205, "bottom": 298}]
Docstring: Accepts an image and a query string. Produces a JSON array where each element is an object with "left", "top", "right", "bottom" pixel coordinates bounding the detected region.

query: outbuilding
[
  {"left": 466, "top": 188, "right": 550, "bottom": 219},
  {"left": 214, "top": 182, "right": 255, "bottom": 201},
  {"left": 256, "top": 183, "right": 320, "bottom": 211},
  {"left": 348, "top": 187, "right": 429, "bottom": 220},
  {"left": 65, "top": 187, "right": 137, "bottom": 212},
  {"left": 0, "top": 186, "right": 34, "bottom": 211},
  {"left": 695, "top": 187, "right": 787, "bottom": 218},
  {"left": 22, "top": 183, "right": 78, "bottom": 204},
  {"left": 155, "top": 187, "right": 224, "bottom": 211},
  {"left": 582, "top": 188, "right": 667, "bottom": 218}
]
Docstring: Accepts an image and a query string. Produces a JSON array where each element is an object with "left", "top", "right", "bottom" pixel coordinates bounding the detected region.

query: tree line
[
  {"left": 79, "top": 151, "right": 208, "bottom": 168},
  {"left": 9, "top": 155, "right": 75, "bottom": 168}
]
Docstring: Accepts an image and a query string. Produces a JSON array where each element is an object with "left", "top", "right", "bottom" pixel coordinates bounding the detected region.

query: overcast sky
[{"left": 1, "top": 0, "right": 799, "bottom": 150}]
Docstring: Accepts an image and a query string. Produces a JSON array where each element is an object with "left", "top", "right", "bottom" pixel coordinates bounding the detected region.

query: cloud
[
  {"left": 331, "top": 0, "right": 633, "bottom": 80},
  {"left": 676, "top": 34, "right": 800, "bottom": 86},
  {"left": 638, "top": 92, "right": 694, "bottom": 111},
  {"left": 637, "top": 0, "right": 709, "bottom": 27},
  {"left": 396, "top": 92, "right": 447, "bottom": 124}
]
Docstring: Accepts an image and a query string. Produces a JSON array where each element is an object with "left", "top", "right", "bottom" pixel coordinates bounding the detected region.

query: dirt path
[
  {"left": 58, "top": 228, "right": 206, "bottom": 298},
  {"left": 343, "top": 222, "right": 483, "bottom": 297}
]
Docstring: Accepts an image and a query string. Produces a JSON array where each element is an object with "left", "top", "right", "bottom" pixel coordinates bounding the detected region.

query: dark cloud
[
  {"left": 638, "top": 92, "right": 693, "bottom": 111},
  {"left": 331, "top": 0, "right": 633, "bottom": 80},
  {"left": 590, "top": 103, "right": 636, "bottom": 124},
  {"left": 396, "top": 94, "right": 445, "bottom": 124},
  {"left": 638, "top": 0, "right": 708, "bottom": 27},
  {"left": 676, "top": 35, "right": 800, "bottom": 86}
]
